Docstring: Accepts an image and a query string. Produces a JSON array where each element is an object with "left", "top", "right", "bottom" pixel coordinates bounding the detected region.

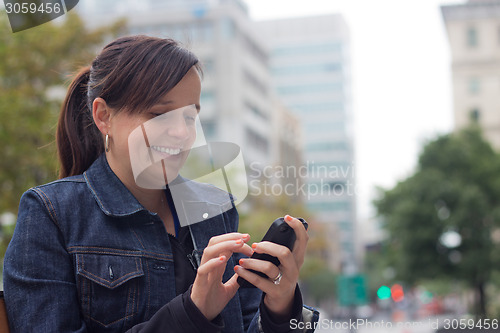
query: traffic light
[
  {"left": 391, "top": 284, "right": 404, "bottom": 302},
  {"left": 376, "top": 284, "right": 405, "bottom": 302},
  {"left": 376, "top": 285, "right": 391, "bottom": 300}
]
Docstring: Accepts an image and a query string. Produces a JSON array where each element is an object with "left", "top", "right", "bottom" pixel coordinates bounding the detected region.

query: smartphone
[{"left": 237, "top": 216, "right": 308, "bottom": 288}]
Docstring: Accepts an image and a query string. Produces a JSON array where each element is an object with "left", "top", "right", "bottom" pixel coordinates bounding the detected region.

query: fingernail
[
  {"left": 236, "top": 239, "right": 242, "bottom": 244},
  {"left": 285, "top": 215, "right": 293, "bottom": 222},
  {"left": 251, "top": 243, "right": 257, "bottom": 249},
  {"left": 239, "top": 258, "right": 244, "bottom": 265},
  {"left": 234, "top": 265, "right": 239, "bottom": 272},
  {"left": 242, "top": 234, "right": 250, "bottom": 239},
  {"left": 219, "top": 255, "right": 226, "bottom": 261}
]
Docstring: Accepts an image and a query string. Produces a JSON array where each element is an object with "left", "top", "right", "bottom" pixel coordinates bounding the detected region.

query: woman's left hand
[{"left": 234, "top": 215, "right": 309, "bottom": 320}]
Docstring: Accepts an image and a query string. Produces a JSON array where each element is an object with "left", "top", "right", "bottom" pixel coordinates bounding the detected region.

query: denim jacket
[{"left": 3, "top": 155, "right": 319, "bottom": 332}]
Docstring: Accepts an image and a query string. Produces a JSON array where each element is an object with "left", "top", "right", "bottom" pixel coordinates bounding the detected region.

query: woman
[{"left": 3, "top": 35, "right": 318, "bottom": 332}]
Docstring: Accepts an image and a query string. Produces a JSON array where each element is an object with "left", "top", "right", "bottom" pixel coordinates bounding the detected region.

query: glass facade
[{"left": 260, "top": 16, "right": 357, "bottom": 270}]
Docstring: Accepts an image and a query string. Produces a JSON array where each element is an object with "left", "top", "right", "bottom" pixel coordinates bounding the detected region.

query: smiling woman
[{"left": 2, "top": 35, "right": 318, "bottom": 332}]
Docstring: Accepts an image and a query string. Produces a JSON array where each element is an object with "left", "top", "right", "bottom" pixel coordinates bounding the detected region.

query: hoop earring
[{"left": 105, "top": 134, "right": 110, "bottom": 153}]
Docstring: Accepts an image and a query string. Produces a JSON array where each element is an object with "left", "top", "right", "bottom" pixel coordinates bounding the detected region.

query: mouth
[{"left": 150, "top": 145, "right": 182, "bottom": 156}]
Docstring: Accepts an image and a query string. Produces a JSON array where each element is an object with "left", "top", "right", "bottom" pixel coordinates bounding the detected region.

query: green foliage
[
  {"left": 238, "top": 194, "right": 311, "bottom": 244},
  {"left": 238, "top": 191, "right": 333, "bottom": 306},
  {"left": 374, "top": 127, "right": 500, "bottom": 316},
  {"left": 418, "top": 278, "right": 465, "bottom": 297},
  {"left": 305, "top": 268, "right": 337, "bottom": 304},
  {"left": 0, "top": 12, "right": 125, "bottom": 215},
  {"left": 0, "top": 12, "right": 126, "bottom": 263},
  {"left": 363, "top": 243, "right": 397, "bottom": 299}
]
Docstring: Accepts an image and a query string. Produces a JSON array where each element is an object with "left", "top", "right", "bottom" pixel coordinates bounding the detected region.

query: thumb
[{"left": 223, "top": 273, "right": 240, "bottom": 297}]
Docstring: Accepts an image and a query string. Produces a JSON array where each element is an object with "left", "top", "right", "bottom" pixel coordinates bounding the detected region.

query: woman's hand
[
  {"left": 233, "top": 215, "right": 309, "bottom": 320},
  {"left": 190, "top": 232, "right": 253, "bottom": 321}
]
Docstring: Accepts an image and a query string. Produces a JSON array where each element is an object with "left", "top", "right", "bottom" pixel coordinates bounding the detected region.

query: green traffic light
[{"left": 377, "top": 285, "right": 391, "bottom": 300}]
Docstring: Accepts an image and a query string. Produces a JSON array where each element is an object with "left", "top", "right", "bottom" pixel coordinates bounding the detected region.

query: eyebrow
[{"left": 156, "top": 100, "right": 200, "bottom": 112}]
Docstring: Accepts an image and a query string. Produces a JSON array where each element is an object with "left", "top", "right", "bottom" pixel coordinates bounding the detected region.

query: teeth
[{"left": 151, "top": 146, "right": 181, "bottom": 155}]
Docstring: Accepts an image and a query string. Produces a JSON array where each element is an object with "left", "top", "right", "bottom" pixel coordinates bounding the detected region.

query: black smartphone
[{"left": 237, "top": 216, "right": 308, "bottom": 288}]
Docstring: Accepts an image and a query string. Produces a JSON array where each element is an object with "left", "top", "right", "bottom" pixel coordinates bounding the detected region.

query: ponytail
[{"left": 56, "top": 66, "right": 103, "bottom": 178}]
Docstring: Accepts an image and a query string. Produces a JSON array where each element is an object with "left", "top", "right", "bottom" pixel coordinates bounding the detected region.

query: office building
[
  {"left": 257, "top": 15, "right": 357, "bottom": 271},
  {"left": 78, "top": 0, "right": 307, "bottom": 199},
  {"left": 441, "top": 0, "right": 500, "bottom": 149}
]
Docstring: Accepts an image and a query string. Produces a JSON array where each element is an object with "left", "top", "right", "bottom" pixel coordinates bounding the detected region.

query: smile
[{"left": 150, "top": 146, "right": 182, "bottom": 155}]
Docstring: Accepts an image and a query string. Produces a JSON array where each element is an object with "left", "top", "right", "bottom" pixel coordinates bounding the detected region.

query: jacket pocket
[{"left": 75, "top": 252, "right": 144, "bottom": 329}]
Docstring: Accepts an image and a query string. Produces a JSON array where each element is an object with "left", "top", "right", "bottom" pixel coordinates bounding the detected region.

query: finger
[
  {"left": 284, "top": 215, "right": 309, "bottom": 265},
  {"left": 284, "top": 215, "right": 309, "bottom": 249},
  {"left": 208, "top": 232, "right": 250, "bottom": 246},
  {"left": 238, "top": 258, "right": 280, "bottom": 280},
  {"left": 234, "top": 265, "right": 275, "bottom": 292},
  {"left": 201, "top": 239, "right": 248, "bottom": 265},
  {"left": 238, "top": 243, "right": 254, "bottom": 257},
  {"left": 251, "top": 242, "right": 297, "bottom": 276},
  {"left": 223, "top": 272, "right": 240, "bottom": 296},
  {"left": 197, "top": 255, "right": 227, "bottom": 282}
]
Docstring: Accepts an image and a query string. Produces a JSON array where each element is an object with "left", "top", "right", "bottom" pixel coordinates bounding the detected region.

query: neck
[{"left": 107, "top": 155, "right": 175, "bottom": 233}]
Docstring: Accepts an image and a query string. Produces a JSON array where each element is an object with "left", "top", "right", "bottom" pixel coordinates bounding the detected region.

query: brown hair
[{"left": 56, "top": 35, "right": 200, "bottom": 178}]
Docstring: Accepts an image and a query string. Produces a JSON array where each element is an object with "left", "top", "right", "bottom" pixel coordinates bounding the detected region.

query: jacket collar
[
  {"left": 84, "top": 154, "right": 147, "bottom": 217},
  {"left": 83, "top": 154, "right": 233, "bottom": 219}
]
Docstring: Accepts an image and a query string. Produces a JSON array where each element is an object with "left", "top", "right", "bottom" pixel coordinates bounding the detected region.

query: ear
[{"left": 92, "top": 98, "right": 112, "bottom": 135}]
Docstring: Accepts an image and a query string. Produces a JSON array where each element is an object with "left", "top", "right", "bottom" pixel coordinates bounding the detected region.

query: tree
[
  {"left": 0, "top": 12, "right": 125, "bottom": 259},
  {"left": 374, "top": 127, "right": 500, "bottom": 317},
  {"left": 0, "top": 12, "right": 125, "bottom": 212},
  {"left": 238, "top": 192, "right": 335, "bottom": 305}
]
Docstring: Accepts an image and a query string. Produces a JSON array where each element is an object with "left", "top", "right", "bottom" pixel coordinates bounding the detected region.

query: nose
[{"left": 166, "top": 113, "right": 190, "bottom": 140}]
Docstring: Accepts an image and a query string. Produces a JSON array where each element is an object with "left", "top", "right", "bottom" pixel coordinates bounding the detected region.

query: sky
[{"left": 243, "top": 0, "right": 465, "bottom": 222}]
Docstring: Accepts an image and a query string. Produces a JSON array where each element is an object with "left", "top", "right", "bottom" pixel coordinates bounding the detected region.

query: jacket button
[
  {"left": 108, "top": 265, "right": 114, "bottom": 280},
  {"left": 202, "top": 213, "right": 208, "bottom": 219}
]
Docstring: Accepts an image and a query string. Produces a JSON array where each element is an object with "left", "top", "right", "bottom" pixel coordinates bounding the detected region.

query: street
[{"left": 313, "top": 314, "right": 446, "bottom": 333}]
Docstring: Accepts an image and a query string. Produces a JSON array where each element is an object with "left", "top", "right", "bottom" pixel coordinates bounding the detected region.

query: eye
[
  {"left": 148, "top": 111, "right": 162, "bottom": 118},
  {"left": 184, "top": 114, "right": 196, "bottom": 123}
]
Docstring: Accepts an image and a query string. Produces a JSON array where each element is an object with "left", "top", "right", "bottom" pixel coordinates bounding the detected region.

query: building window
[
  {"left": 201, "top": 120, "right": 217, "bottom": 139},
  {"left": 201, "top": 91, "right": 215, "bottom": 104},
  {"left": 245, "top": 128, "right": 269, "bottom": 153},
  {"left": 468, "top": 77, "right": 480, "bottom": 94},
  {"left": 244, "top": 100, "right": 268, "bottom": 120},
  {"left": 277, "top": 82, "right": 343, "bottom": 95},
  {"left": 221, "top": 17, "right": 236, "bottom": 39},
  {"left": 469, "top": 109, "right": 480, "bottom": 123},
  {"left": 467, "top": 27, "right": 478, "bottom": 48},
  {"left": 242, "top": 34, "right": 268, "bottom": 66},
  {"left": 243, "top": 69, "right": 267, "bottom": 96},
  {"left": 272, "top": 62, "right": 341, "bottom": 76},
  {"left": 272, "top": 43, "right": 341, "bottom": 57}
]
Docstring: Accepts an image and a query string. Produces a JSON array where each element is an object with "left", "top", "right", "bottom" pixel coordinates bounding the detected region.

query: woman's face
[{"left": 106, "top": 66, "right": 201, "bottom": 189}]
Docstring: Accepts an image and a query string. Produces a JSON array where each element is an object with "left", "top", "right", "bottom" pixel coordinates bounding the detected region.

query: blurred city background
[{"left": 1, "top": 0, "right": 500, "bottom": 331}]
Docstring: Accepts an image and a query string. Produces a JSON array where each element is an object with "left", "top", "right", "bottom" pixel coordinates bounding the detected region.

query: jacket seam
[
  {"left": 83, "top": 169, "right": 146, "bottom": 217},
  {"left": 131, "top": 230, "right": 146, "bottom": 250},
  {"left": 145, "top": 259, "right": 151, "bottom": 319},
  {"left": 84, "top": 172, "right": 111, "bottom": 216},
  {"left": 68, "top": 247, "right": 174, "bottom": 261},
  {"left": 88, "top": 313, "right": 135, "bottom": 327},
  {"left": 77, "top": 269, "right": 143, "bottom": 289},
  {"left": 31, "top": 188, "right": 60, "bottom": 229}
]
